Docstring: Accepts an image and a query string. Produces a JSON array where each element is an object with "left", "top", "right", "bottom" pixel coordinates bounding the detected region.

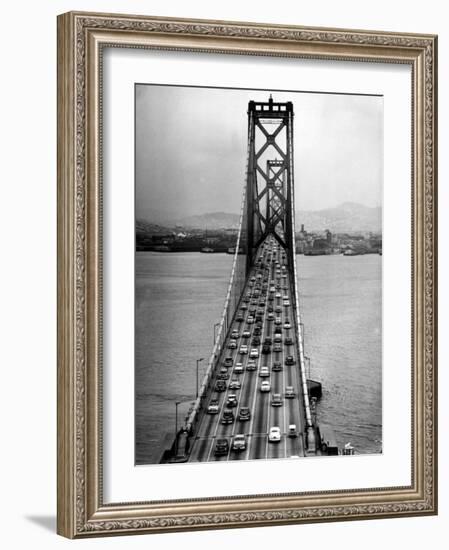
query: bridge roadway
[{"left": 188, "top": 237, "right": 306, "bottom": 462}]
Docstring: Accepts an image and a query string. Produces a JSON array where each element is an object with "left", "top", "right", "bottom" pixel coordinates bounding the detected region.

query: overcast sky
[{"left": 135, "top": 84, "right": 383, "bottom": 220}]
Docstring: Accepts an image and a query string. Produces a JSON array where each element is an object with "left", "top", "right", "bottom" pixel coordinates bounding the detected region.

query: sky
[{"left": 135, "top": 84, "right": 383, "bottom": 220}]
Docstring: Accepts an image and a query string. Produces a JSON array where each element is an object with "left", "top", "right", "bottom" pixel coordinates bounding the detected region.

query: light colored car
[
  {"left": 242, "top": 330, "right": 251, "bottom": 339},
  {"left": 275, "top": 292, "right": 282, "bottom": 298},
  {"left": 285, "top": 386, "right": 295, "bottom": 398},
  {"left": 239, "top": 345, "right": 248, "bottom": 355},
  {"left": 271, "top": 393, "right": 282, "bottom": 407},
  {"left": 234, "top": 364, "right": 244, "bottom": 374},
  {"left": 260, "top": 381, "right": 271, "bottom": 392},
  {"left": 250, "top": 348, "right": 259, "bottom": 359},
  {"left": 283, "top": 300, "right": 290, "bottom": 307},
  {"left": 247, "top": 316, "right": 255, "bottom": 324},
  {"left": 268, "top": 426, "right": 281, "bottom": 442},
  {"left": 232, "top": 434, "right": 247, "bottom": 452},
  {"left": 246, "top": 360, "right": 257, "bottom": 371},
  {"left": 288, "top": 424, "right": 297, "bottom": 437},
  {"left": 284, "top": 321, "right": 292, "bottom": 329},
  {"left": 259, "top": 366, "right": 270, "bottom": 377},
  {"left": 273, "top": 343, "right": 282, "bottom": 353},
  {"left": 229, "top": 379, "right": 241, "bottom": 390},
  {"left": 228, "top": 340, "right": 237, "bottom": 349},
  {"left": 274, "top": 317, "right": 282, "bottom": 325},
  {"left": 207, "top": 399, "right": 219, "bottom": 414}
]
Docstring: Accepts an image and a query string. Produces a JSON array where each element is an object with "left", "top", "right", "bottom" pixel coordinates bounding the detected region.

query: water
[{"left": 135, "top": 252, "right": 382, "bottom": 464}]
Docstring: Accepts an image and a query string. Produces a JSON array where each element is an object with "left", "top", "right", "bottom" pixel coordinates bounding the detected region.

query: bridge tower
[{"left": 246, "top": 96, "right": 295, "bottom": 274}]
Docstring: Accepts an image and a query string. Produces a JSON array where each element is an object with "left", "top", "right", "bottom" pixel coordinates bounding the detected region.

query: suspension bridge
[{"left": 162, "top": 96, "right": 320, "bottom": 463}]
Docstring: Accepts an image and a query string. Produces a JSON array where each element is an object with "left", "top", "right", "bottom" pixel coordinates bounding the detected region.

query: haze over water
[{"left": 135, "top": 252, "right": 382, "bottom": 465}]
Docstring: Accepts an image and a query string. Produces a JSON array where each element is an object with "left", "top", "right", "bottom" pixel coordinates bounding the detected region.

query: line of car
[{"left": 206, "top": 238, "right": 300, "bottom": 457}]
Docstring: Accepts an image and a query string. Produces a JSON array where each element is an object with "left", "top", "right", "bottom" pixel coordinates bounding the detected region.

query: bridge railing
[{"left": 286, "top": 124, "right": 315, "bottom": 452}]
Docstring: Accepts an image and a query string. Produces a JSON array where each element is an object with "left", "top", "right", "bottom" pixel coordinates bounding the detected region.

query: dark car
[
  {"left": 253, "top": 327, "right": 262, "bottom": 336},
  {"left": 217, "top": 372, "right": 229, "bottom": 380},
  {"left": 262, "top": 343, "right": 271, "bottom": 354},
  {"left": 274, "top": 326, "right": 282, "bottom": 334},
  {"left": 236, "top": 314, "right": 244, "bottom": 323},
  {"left": 252, "top": 336, "right": 261, "bottom": 346},
  {"left": 226, "top": 394, "right": 238, "bottom": 408},
  {"left": 272, "top": 361, "right": 282, "bottom": 372},
  {"left": 214, "top": 438, "right": 229, "bottom": 456},
  {"left": 215, "top": 380, "right": 227, "bottom": 392},
  {"left": 221, "top": 410, "right": 235, "bottom": 425},
  {"left": 285, "top": 355, "right": 296, "bottom": 366},
  {"left": 224, "top": 357, "right": 234, "bottom": 367},
  {"left": 284, "top": 337, "right": 293, "bottom": 346},
  {"left": 238, "top": 407, "right": 251, "bottom": 421},
  {"left": 264, "top": 337, "right": 272, "bottom": 345}
]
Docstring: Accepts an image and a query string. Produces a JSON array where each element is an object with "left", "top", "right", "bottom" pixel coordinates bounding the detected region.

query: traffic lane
[{"left": 247, "top": 389, "right": 270, "bottom": 460}]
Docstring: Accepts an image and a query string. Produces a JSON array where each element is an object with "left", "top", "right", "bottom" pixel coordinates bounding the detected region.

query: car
[
  {"left": 236, "top": 314, "right": 244, "bottom": 322},
  {"left": 246, "top": 360, "right": 257, "bottom": 371},
  {"left": 230, "top": 330, "right": 240, "bottom": 340},
  {"left": 251, "top": 336, "right": 261, "bottom": 346},
  {"left": 282, "top": 273, "right": 287, "bottom": 278},
  {"left": 242, "top": 330, "right": 251, "bottom": 339},
  {"left": 288, "top": 424, "right": 297, "bottom": 437},
  {"left": 217, "top": 372, "right": 229, "bottom": 380},
  {"left": 272, "top": 361, "right": 282, "bottom": 372},
  {"left": 284, "top": 321, "right": 292, "bottom": 329},
  {"left": 215, "top": 380, "right": 227, "bottom": 392},
  {"left": 228, "top": 340, "right": 237, "bottom": 349},
  {"left": 267, "top": 306, "right": 274, "bottom": 313},
  {"left": 207, "top": 399, "right": 219, "bottom": 414},
  {"left": 267, "top": 312, "right": 275, "bottom": 321},
  {"left": 249, "top": 307, "right": 256, "bottom": 314},
  {"left": 232, "top": 434, "right": 247, "bottom": 452},
  {"left": 260, "top": 381, "right": 271, "bottom": 392},
  {"left": 241, "top": 303, "right": 248, "bottom": 310},
  {"left": 283, "top": 300, "right": 290, "bottom": 307},
  {"left": 214, "top": 438, "right": 229, "bottom": 456},
  {"left": 253, "top": 327, "right": 262, "bottom": 336},
  {"left": 262, "top": 343, "right": 271, "bottom": 354},
  {"left": 285, "top": 355, "right": 295, "bottom": 366},
  {"left": 268, "top": 426, "right": 281, "bottom": 443},
  {"left": 274, "top": 334, "right": 282, "bottom": 343},
  {"left": 226, "top": 394, "right": 238, "bottom": 408},
  {"left": 285, "top": 386, "right": 296, "bottom": 398},
  {"left": 224, "top": 357, "right": 233, "bottom": 367},
  {"left": 259, "top": 366, "right": 270, "bottom": 377},
  {"left": 234, "top": 363, "right": 244, "bottom": 374},
  {"left": 268, "top": 295, "right": 274, "bottom": 301},
  {"left": 271, "top": 393, "right": 283, "bottom": 407},
  {"left": 275, "top": 292, "right": 281, "bottom": 298},
  {"left": 274, "top": 317, "right": 282, "bottom": 325},
  {"left": 238, "top": 407, "right": 251, "bottom": 421},
  {"left": 239, "top": 345, "right": 248, "bottom": 355},
  {"left": 229, "top": 379, "right": 241, "bottom": 390},
  {"left": 273, "top": 343, "right": 282, "bottom": 353},
  {"left": 247, "top": 316, "right": 255, "bottom": 324},
  {"left": 264, "top": 336, "right": 272, "bottom": 345},
  {"left": 275, "top": 305, "right": 282, "bottom": 313},
  {"left": 284, "top": 337, "right": 293, "bottom": 346},
  {"left": 221, "top": 410, "right": 235, "bottom": 424},
  {"left": 274, "top": 326, "right": 282, "bottom": 334},
  {"left": 283, "top": 295, "right": 289, "bottom": 300},
  {"left": 250, "top": 348, "right": 259, "bottom": 359}
]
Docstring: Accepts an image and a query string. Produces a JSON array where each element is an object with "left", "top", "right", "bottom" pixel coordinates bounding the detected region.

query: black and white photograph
[{"left": 135, "top": 83, "right": 383, "bottom": 465}]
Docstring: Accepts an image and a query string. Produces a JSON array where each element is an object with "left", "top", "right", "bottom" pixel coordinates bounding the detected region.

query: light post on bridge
[
  {"left": 214, "top": 322, "right": 220, "bottom": 345},
  {"left": 196, "top": 358, "right": 204, "bottom": 399}
]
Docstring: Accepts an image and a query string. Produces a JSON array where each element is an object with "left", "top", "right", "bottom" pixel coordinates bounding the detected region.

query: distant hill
[
  {"left": 296, "top": 202, "right": 382, "bottom": 233},
  {"left": 137, "top": 203, "right": 381, "bottom": 233}
]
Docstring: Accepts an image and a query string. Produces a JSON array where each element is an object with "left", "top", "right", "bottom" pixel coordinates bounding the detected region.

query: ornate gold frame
[{"left": 57, "top": 11, "right": 438, "bottom": 538}]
